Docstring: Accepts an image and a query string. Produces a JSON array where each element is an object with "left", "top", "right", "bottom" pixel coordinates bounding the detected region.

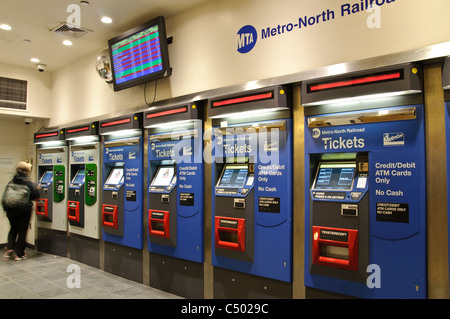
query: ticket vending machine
[
  {"left": 302, "top": 63, "right": 427, "bottom": 299},
  {"left": 65, "top": 123, "right": 101, "bottom": 268},
  {"left": 34, "top": 129, "right": 68, "bottom": 257},
  {"left": 144, "top": 102, "right": 204, "bottom": 298},
  {"left": 99, "top": 113, "right": 144, "bottom": 283},
  {"left": 209, "top": 86, "right": 293, "bottom": 298}
]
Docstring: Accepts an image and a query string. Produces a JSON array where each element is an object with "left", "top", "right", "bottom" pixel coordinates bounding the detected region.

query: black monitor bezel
[{"left": 108, "top": 16, "right": 171, "bottom": 92}]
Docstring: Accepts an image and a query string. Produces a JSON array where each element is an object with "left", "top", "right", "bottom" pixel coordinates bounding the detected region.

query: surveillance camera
[
  {"left": 24, "top": 118, "right": 33, "bottom": 125},
  {"left": 37, "top": 64, "right": 47, "bottom": 72}
]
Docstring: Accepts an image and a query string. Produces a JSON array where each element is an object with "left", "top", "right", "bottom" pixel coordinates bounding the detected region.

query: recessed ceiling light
[
  {"left": 62, "top": 40, "right": 73, "bottom": 46},
  {"left": 101, "top": 16, "right": 112, "bottom": 24},
  {"left": 0, "top": 24, "right": 12, "bottom": 31},
  {"left": 30, "top": 58, "right": 40, "bottom": 63}
]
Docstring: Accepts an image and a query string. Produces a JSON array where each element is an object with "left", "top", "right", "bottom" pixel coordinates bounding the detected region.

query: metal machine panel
[
  {"left": 305, "top": 104, "right": 426, "bottom": 298},
  {"left": 147, "top": 122, "right": 204, "bottom": 263},
  {"left": 102, "top": 136, "right": 144, "bottom": 250}
]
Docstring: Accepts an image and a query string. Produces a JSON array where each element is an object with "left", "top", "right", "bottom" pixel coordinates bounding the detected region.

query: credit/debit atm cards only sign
[{"left": 305, "top": 105, "right": 426, "bottom": 238}]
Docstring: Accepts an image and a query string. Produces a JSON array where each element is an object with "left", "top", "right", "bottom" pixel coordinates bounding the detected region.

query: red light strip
[
  {"left": 309, "top": 72, "right": 402, "bottom": 92},
  {"left": 67, "top": 126, "right": 89, "bottom": 134},
  {"left": 101, "top": 118, "right": 131, "bottom": 127},
  {"left": 212, "top": 91, "right": 273, "bottom": 108},
  {"left": 35, "top": 132, "right": 58, "bottom": 139},
  {"left": 146, "top": 106, "right": 187, "bottom": 119}
]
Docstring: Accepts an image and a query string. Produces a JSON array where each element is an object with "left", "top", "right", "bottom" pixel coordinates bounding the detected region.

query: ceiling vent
[
  {"left": 0, "top": 76, "right": 27, "bottom": 111},
  {"left": 50, "top": 22, "right": 92, "bottom": 39}
]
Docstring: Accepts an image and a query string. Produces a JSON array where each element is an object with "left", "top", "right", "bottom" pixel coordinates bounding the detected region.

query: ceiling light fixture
[
  {"left": 30, "top": 58, "right": 40, "bottom": 63},
  {"left": 62, "top": 40, "right": 73, "bottom": 46},
  {"left": 0, "top": 24, "right": 12, "bottom": 31},
  {"left": 101, "top": 16, "right": 113, "bottom": 24}
]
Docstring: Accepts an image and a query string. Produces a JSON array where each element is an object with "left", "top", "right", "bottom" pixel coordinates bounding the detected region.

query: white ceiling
[{"left": 0, "top": 0, "right": 209, "bottom": 72}]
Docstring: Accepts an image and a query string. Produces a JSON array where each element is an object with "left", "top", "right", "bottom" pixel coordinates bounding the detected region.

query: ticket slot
[
  {"left": 215, "top": 217, "right": 245, "bottom": 252},
  {"left": 102, "top": 204, "right": 118, "bottom": 229},
  {"left": 67, "top": 201, "right": 80, "bottom": 222},
  {"left": 148, "top": 210, "right": 170, "bottom": 239},
  {"left": 36, "top": 198, "right": 49, "bottom": 218},
  {"left": 312, "top": 226, "right": 358, "bottom": 271}
]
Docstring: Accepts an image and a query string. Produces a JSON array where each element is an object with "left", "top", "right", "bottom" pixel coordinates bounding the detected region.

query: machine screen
[
  {"left": 151, "top": 165, "right": 175, "bottom": 186},
  {"left": 313, "top": 163, "right": 356, "bottom": 190},
  {"left": 72, "top": 169, "right": 85, "bottom": 184},
  {"left": 105, "top": 167, "right": 124, "bottom": 185},
  {"left": 39, "top": 171, "right": 53, "bottom": 183},
  {"left": 218, "top": 165, "right": 248, "bottom": 188}
]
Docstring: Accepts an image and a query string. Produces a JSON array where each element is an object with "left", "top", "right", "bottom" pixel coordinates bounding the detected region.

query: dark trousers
[{"left": 6, "top": 209, "right": 31, "bottom": 257}]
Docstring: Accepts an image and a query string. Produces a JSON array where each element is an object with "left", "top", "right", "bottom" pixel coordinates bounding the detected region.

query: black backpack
[{"left": 1, "top": 182, "right": 31, "bottom": 211}]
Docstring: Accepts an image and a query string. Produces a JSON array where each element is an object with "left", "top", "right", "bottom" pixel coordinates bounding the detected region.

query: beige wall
[
  {"left": 0, "top": 62, "right": 52, "bottom": 120},
  {"left": 0, "top": 117, "right": 45, "bottom": 245},
  {"left": 48, "top": 0, "right": 450, "bottom": 127}
]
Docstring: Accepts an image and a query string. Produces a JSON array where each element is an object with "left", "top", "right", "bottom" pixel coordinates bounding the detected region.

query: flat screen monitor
[
  {"left": 39, "top": 171, "right": 53, "bottom": 183},
  {"left": 151, "top": 165, "right": 175, "bottom": 186},
  {"left": 108, "top": 16, "right": 171, "bottom": 91},
  {"left": 218, "top": 164, "right": 249, "bottom": 188},
  {"left": 105, "top": 167, "right": 124, "bottom": 185},
  {"left": 313, "top": 162, "right": 356, "bottom": 190},
  {"left": 72, "top": 169, "right": 85, "bottom": 184}
]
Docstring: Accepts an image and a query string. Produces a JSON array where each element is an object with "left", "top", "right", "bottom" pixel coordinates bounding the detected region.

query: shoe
[
  {"left": 14, "top": 254, "right": 28, "bottom": 261},
  {"left": 3, "top": 250, "right": 14, "bottom": 260}
]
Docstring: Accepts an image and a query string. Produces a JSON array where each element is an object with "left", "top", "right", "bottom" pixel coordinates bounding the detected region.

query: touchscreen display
[
  {"left": 151, "top": 166, "right": 175, "bottom": 186},
  {"left": 218, "top": 165, "right": 248, "bottom": 188},
  {"left": 72, "top": 169, "right": 85, "bottom": 184},
  {"left": 39, "top": 171, "right": 53, "bottom": 183},
  {"left": 105, "top": 167, "right": 124, "bottom": 185},
  {"left": 313, "top": 163, "right": 355, "bottom": 190}
]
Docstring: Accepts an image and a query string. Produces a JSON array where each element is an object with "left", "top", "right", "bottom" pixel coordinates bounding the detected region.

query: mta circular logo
[
  {"left": 237, "top": 25, "right": 257, "bottom": 54},
  {"left": 312, "top": 128, "right": 321, "bottom": 139}
]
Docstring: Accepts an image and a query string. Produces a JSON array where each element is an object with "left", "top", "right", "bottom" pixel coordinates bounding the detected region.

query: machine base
[
  {"left": 104, "top": 241, "right": 143, "bottom": 283},
  {"left": 213, "top": 267, "right": 292, "bottom": 299},
  {"left": 68, "top": 233, "right": 100, "bottom": 268},
  {"left": 36, "top": 227, "right": 67, "bottom": 257},
  {"left": 149, "top": 253, "right": 204, "bottom": 298}
]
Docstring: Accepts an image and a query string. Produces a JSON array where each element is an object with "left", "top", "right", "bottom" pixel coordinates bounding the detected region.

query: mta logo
[{"left": 237, "top": 25, "right": 257, "bottom": 54}]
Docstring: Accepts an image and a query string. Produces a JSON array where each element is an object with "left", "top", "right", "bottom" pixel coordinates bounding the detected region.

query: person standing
[{"left": 2, "top": 162, "right": 40, "bottom": 261}]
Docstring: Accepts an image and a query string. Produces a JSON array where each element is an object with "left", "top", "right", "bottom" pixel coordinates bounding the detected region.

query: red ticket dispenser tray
[
  {"left": 36, "top": 198, "right": 49, "bottom": 217},
  {"left": 67, "top": 201, "right": 80, "bottom": 222},
  {"left": 148, "top": 210, "right": 170, "bottom": 239},
  {"left": 215, "top": 217, "right": 245, "bottom": 252},
  {"left": 312, "top": 226, "right": 358, "bottom": 271},
  {"left": 102, "top": 204, "right": 118, "bottom": 229}
]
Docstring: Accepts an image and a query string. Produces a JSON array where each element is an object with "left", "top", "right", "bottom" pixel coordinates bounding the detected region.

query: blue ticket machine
[
  {"left": 208, "top": 86, "right": 293, "bottom": 298},
  {"left": 34, "top": 129, "right": 68, "bottom": 257},
  {"left": 65, "top": 122, "right": 101, "bottom": 267},
  {"left": 302, "top": 63, "right": 427, "bottom": 299},
  {"left": 99, "top": 113, "right": 144, "bottom": 282},
  {"left": 144, "top": 102, "right": 204, "bottom": 298}
]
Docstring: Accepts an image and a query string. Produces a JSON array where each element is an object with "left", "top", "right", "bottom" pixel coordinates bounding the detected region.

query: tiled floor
[{"left": 0, "top": 248, "right": 182, "bottom": 299}]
